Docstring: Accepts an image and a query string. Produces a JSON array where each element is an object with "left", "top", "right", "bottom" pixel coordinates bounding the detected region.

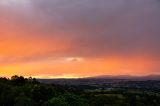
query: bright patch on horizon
[{"left": 30, "top": 74, "right": 89, "bottom": 79}]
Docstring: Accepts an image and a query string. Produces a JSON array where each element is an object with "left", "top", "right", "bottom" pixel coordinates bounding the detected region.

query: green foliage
[
  {"left": 43, "top": 93, "right": 88, "bottom": 106},
  {"left": 14, "top": 93, "right": 36, "bottom": 106},
  {"left": 43, "top": 96, "right": 68, "bottom": 106},
  {"left": 0, "top": 75, "right": 160, "bottom": 106}
]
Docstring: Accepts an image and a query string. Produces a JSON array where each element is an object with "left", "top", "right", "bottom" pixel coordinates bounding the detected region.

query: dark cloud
[{"left": 0, "top": 0, "right": 160, "bottom": 60}]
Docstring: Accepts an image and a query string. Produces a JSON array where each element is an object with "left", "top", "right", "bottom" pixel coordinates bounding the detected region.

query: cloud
[
  {"left": 0, "top": 0, "right": 160, "bottom": 58},
  {"left": 29, "top": 0, "right": 160, "bottom": 59},
  {"left": 0, "top": 0, "right": 160, "bottom": 76}
]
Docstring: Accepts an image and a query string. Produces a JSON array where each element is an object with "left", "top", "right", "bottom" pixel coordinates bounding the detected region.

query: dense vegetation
[{"left": 0, "top": 75, "right": 160, "bottom": 106}]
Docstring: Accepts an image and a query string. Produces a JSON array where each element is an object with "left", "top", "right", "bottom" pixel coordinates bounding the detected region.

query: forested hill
[{"left": 0, "top": 75, "right": 160, "bottom": 106}]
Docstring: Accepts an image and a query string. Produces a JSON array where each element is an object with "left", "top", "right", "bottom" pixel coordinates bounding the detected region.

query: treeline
[
  {"left": 0, "top": 75, "right": 160, "bottom": 106},
  {"left": 0, "top": 75, "right": 88, "bottom": 106}
]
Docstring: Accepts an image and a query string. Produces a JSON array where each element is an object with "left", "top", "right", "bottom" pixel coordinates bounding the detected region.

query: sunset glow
[{"left": 0, "top": 0, "right": 160, "bottom": 78}]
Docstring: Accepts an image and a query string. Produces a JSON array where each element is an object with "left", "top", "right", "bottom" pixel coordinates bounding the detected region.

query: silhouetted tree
[{"left": 11, "top": 75, "right": 26, "bottom": 85}]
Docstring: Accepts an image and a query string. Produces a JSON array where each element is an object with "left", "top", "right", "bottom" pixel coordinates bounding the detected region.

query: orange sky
[{"left": 0, "top": 0, "right": 160, "bottom": 78}]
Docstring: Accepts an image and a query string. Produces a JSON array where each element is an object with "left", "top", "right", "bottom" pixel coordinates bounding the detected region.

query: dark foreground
[{"left": 0, "top": 75, "right": 160, "bottom": 106}]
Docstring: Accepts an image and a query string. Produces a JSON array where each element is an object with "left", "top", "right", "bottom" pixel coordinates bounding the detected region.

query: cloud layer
[{"left": 0, "top": 0, "right": 160, "bottom": 77}]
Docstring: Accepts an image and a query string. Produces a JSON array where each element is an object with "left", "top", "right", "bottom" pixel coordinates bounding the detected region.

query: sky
[{"left": 0, "top": 0, "right": 160, "bottom": 78}]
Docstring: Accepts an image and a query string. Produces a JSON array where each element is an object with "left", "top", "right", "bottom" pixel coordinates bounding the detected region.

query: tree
[
  {"left": 14, "top": 93, "right": 37, "bottom": 106},
  {"left": 11, "top": 75, "right": 26, "bottom": 85},
  {"left": 43, "top": 96, "right": 68, "bottom": 106}
]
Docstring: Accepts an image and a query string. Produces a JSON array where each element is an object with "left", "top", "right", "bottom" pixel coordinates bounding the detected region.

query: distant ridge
[
  {"left": 37, "top": 75, "right": 160, "bottom": 84},
  {"left": 87, "top": 75, "right": 160, "bottom": 80}
]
